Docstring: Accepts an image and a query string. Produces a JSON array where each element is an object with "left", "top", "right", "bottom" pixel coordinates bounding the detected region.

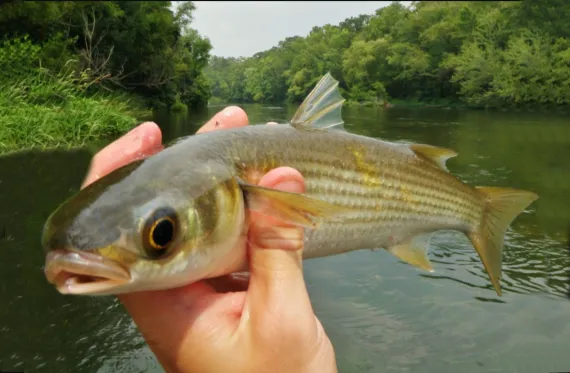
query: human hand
[{"left": 81, "top": 106, "right": 337, "bottom": 373}]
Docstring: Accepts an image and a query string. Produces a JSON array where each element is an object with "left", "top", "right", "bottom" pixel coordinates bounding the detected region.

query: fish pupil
[{"left": 152, "top": 219, "right": 174, "bottom": 248}]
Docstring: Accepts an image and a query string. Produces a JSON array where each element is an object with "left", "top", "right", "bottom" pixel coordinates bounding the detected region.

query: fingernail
[
  {"left": 122, "top": 134, "right": 143, "bottom": 156},
  {"left": 223, "top": 107, "right": 236, "bottom": 117}
]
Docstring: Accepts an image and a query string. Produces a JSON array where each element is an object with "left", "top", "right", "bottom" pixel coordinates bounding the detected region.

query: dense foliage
[
  {"left": 206, "top": 1, "right": 570, "bottom": 108},
  {"left": 0, "top": 36, "right": 147, "bottom": 153},
  {"left": 0, "top": 1, "right": 212, "bottom": 109},
  {"left": 0, "top": 1, "right": 211, "bottom": 152}
]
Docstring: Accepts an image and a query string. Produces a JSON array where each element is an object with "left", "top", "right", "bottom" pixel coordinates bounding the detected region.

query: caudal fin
[{"left": 467, "top": 187, "right": 539, "bottom": 296}]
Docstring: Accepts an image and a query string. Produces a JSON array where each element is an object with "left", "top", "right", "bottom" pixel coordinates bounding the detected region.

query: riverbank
[
  {"left": 0, "top": 70, "right": 149, "bottom": 155},
  {"left": 343, "top": 97, "right": 464, "bottom": 109},
  {"left": 0, "top": 1, "right": 214, "bottom": 155},
  {"left": 208, "top": 96, "right": 570, "bottom": 112},
  {"left": 346, "top": 98, "right": 570, "bottom": 111}
]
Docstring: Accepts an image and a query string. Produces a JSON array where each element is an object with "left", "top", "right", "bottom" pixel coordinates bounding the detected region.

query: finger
[
  {"left": 206, "top": 272, "right": 251, "bottom": 293},
  {"left": 245, "top": 167, "right": 314, "bottom": 320},
  {"left": 197, "top": 106, "right": 249, "bottom": 134},
  {"left": 248, "top": 168, "right": 309, "bottom": 247},
  {"left": 82, "top": 122, "right": 163, "bottom": 188}
]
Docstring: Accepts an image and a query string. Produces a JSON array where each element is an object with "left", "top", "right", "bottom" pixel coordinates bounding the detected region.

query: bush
[{"left": 0, "top": 37, "right": 147, "bottom": 154}]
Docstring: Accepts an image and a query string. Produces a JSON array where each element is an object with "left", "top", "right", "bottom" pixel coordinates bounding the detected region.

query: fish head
[{"left": 42, "top": 155, "right": 247, "bottom": 296}]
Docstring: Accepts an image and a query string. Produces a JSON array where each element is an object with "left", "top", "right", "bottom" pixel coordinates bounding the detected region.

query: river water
[{"left": 1, "top": 104, "right": 569, "bottom": 372}]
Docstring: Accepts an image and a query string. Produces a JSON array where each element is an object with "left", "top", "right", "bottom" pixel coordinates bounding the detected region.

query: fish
[{"left": 41, "top": 73, "right": 539, "bottom": 297}]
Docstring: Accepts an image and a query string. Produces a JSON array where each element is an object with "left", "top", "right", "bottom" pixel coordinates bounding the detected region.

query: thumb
[{"left": 245, "top": 167, "right": 314, "bottom": 320}]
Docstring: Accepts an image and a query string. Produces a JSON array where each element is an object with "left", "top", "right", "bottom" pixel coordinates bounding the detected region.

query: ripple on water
[
  {"left": 314, "top": 296, "right": 430, "bottom": 372},
  {"left": 421, "top": 226, "right": 568, "bottom": 299}
]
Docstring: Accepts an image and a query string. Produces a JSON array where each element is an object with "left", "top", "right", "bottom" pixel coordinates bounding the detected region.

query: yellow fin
[
  {"left": 387, "top": 233, "right": 434, "bottom": 272},
  {"left": 409, "top": 143, "right": 458, "bottom": 172},
  {"left": 290, "top": 72, "right": 346, "bottom": 131},
  {"left": 240, "top": 182, "right": 352, "bottom": 228},
  {"left": 468, "top": 187, "right": 539, "bottom": 296}
]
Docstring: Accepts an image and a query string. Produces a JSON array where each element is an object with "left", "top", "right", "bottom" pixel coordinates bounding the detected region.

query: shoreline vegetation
[
  {"left": 0, "top": 48, "right": 149, "bottom": 154},
  {"left": 206, "top": 1, "right": 570, "bottom": 110},
  {"left": 1, "top": 1, "right": 569, "bottom": 154},
  {"left": 0, "top": 1, "right": 211, "bottom": 154}
]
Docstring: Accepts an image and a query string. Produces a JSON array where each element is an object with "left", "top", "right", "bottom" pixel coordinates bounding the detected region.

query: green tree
[
  {"left": 205, "top": 1, "right": 570, "bottom": 109},
  {"left": 0, "top": 1, "right": 212, "bottom": 109}
]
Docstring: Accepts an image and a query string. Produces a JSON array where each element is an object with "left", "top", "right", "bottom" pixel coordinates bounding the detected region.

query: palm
[{"left": 83, "top": 109, "right": 337, "bottom": 373}]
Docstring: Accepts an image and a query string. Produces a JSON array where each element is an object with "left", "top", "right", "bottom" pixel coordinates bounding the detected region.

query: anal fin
[{"left": 387, "top": 233, "right": 435, "bottom": 272}]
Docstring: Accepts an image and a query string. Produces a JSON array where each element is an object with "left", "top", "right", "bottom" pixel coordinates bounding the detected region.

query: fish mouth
[{"left": 45, "top": 249, "right": 131, "bottom": 295}]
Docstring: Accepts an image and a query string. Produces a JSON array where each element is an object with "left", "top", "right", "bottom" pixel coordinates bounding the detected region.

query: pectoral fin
[
  {"left": 240, "top": 182, "right": 352, "bottom": 228},
  {"left": 387, "top": 233, "right": 434, "bottom": 272}
]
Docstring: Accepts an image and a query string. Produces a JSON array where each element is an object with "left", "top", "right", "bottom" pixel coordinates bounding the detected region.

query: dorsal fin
[
  {"left": 290, "top": 72, "right": 346, "bottom": 131},
  {"left": 408, "top": 144, "right": 458, "bottom": 172}
]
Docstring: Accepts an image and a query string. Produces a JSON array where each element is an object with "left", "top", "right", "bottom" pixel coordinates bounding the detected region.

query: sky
[{"left": 189, "top": 1, "right": 409, "bottom": 58}]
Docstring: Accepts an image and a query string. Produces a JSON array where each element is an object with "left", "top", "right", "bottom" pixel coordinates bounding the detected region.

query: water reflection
[{"left": 1, "top": 104, "right": 569, "bottom": 372}]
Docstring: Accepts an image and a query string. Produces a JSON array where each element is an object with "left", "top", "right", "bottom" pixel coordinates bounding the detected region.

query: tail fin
[{"left": 468, "top": 187, "right": 539, "bottom": 296}]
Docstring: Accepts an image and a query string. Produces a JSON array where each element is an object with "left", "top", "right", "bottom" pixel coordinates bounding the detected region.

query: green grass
[
  {"left": 207, "top": 96, "right": 226, "bottom": 105},
  {"left": 170, "top": 93, "right": 188, "bottom": 113},
  {"left": 0, "top": 68, "right": 149, "bottom": 155}
]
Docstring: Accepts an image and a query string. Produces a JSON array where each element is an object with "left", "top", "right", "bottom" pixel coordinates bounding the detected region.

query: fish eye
[{"left": 142, "top": 207, "right": 179, "bottom": 259}]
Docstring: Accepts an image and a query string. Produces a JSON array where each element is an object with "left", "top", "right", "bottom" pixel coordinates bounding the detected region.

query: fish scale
[
  {"left": 42, "top": 73, "right": 538, "bottom": 296},
  {"left": 216, "top": 124, "right": 484, "bottom": 259}
]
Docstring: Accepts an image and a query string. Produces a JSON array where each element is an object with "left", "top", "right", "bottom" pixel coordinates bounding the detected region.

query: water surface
[{"left": 1, "top": 104, "right": 569, "bottom": 372}]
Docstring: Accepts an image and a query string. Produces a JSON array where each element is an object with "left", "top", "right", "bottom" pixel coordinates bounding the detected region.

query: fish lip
[{"left": 45, "top": 249, "right": 131, "bottom": 295}]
